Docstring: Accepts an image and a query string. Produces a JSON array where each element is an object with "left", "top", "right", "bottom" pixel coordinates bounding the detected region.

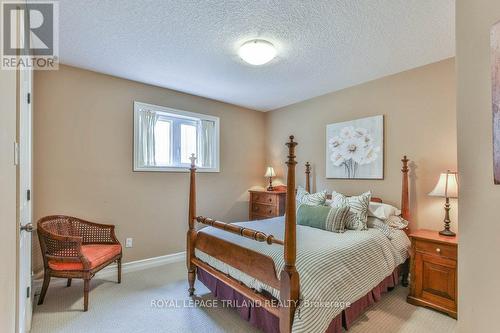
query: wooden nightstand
[
  {"left": 407, "top": 229, "right": 458, "bottom": 318},
  {"left": 248, "top": 188, "right": 286, "bottom": 220}
]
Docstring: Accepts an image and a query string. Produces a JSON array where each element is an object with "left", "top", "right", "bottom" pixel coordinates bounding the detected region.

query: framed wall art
[{"left": 326, "top": 115, "right": 384, "bottom": 179}]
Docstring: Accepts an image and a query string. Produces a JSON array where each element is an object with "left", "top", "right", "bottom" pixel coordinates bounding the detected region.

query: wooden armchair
[{"left": 37, "top": 215, "right": 122, "bottom": 311}]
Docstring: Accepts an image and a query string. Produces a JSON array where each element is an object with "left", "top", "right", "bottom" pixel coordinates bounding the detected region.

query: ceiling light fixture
[{"left": 238, "top": 39, "right": 277, "bottom": 65}]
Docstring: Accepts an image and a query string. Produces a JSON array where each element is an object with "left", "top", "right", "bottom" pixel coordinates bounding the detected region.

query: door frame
[{"left": 17, "top": 66, "right": 33, "bottom": 333}]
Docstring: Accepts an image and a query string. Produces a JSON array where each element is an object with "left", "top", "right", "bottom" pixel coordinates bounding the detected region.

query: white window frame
[{"left": 133, "top": 101, "right": 220, "bottom": 172}]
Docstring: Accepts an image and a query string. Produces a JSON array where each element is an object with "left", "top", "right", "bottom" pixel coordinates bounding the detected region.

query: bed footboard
[
  {"left": 195, "top": 231, "right": 281, "bottom": 290},
  {"left": 193, "top": 258, "right": 281, "bottom": 317}
]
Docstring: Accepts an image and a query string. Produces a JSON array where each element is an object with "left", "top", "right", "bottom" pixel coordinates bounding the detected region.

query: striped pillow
[
  {"left": 330, "top": 191, "right": 372, "bottom": 230},
  {"left": 296, "top": 186, "right": 327, "bottom": 206},
  {"left": 297, "top": 204, "right": 350, "bottom": 233}
]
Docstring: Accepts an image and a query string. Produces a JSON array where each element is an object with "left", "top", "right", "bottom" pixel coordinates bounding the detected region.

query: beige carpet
[{"left": 31, "top": 262, "right": 457, "bottom": 333}]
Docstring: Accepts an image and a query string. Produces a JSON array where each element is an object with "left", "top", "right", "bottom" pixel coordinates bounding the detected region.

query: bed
[{"left": 186, "top": 136, "right": 411, "bottom": 333}]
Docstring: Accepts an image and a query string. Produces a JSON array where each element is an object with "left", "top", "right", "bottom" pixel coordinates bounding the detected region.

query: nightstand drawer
[
  {"left": 251, "top": 214, "right": 273, "bottom": 221},
  {"left": 251, "top": 203, "right": 276, "bottom": 217},
  {"left": 252, "top": 193, "right": 277, "bottom": 205},
  {"left": 415, "top": 240, "right": 457, "bottom": 259}
]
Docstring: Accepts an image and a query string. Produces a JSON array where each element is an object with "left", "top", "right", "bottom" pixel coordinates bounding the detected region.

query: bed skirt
[{"left": 197, "top": 267, "right": 400, "bottom": 333}]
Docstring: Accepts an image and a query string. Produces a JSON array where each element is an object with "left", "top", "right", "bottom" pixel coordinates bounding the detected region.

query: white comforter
[{"left": 195, "top": 216, "right": 410, "bottom": 333}]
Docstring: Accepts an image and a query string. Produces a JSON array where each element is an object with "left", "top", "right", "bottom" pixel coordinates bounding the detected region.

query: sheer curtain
[
  {"left": 138, "top": 110, "right": 159, "bottom": 166},
  {"left": 198, "top": 120, "right": 215, "bottom": 168}
]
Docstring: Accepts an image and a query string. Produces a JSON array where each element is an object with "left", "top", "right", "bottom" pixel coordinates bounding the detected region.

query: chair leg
[
  {"left": 67, "top": 278, "right": 72, "bottom": 287},
  {"left": 83, "top": 279, "right": 90, "bottom": 311},
  {"left": 117, "top": 257, "right": 122, "bottom": 284},
  {"left": 38, "top": 271, "right": 51, "bottom": 305}
]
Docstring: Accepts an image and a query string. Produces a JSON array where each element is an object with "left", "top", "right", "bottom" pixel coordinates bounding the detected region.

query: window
[{"left": 134, "top": 102, "right": 220, "bottom": 172}]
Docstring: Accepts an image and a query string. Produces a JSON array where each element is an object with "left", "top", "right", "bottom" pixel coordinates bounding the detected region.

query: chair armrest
[
  {"left": 38, "top": 231, "right": 91, "bottom": 268},
  {"left": 44, "top": 234, "right": 94, "bottom": 270}
]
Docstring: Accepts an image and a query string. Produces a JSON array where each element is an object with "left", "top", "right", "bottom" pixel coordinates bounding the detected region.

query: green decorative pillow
[
  {"left": 330, "top": 191, "right": 371, "bottom": 230},
  {"left": 296, "top": 186, "right": 327, "bottom": 207},
  {"left": 297, "top": 204, "right": 350, "bottom": 233}
]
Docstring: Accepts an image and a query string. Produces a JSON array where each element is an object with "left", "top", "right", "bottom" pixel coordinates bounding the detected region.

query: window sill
[{"left": 133, "top": 166, "right": 220, "bottom": 173}]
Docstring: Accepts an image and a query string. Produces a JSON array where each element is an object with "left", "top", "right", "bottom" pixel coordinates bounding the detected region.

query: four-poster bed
[{"left": 186, "top": 136, "right": 411, "bottom": 333}]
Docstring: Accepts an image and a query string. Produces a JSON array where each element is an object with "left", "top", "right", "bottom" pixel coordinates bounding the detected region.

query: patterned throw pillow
[
  {"left": 330, "top": 191, "right": 371, "bottom": 230},
  {"left": 296, "top": 186, "right": 327, "bottom": 207},
  {"left": 297, "top": 204, "right": 351, "bottom": 233}
]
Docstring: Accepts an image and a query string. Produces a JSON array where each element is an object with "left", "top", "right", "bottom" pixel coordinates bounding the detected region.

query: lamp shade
[
  {"left": 429, "top": 171, "right": 459, "bottom": 198},
  {"left": 264, "top": 166, "right": 276, "bottom": 178}
]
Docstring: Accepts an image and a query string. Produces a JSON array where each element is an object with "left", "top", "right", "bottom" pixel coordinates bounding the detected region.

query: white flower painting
[{"left": 326, "top": 115, "right": 384, "bottom": 179}]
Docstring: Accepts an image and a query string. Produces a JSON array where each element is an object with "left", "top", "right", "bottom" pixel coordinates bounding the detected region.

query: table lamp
[
  {"left": 429, "top": 170, "right": 458, "bottom": 236},
  {"left": 265, "top": 166, "right": 276, "bottom": 191}
]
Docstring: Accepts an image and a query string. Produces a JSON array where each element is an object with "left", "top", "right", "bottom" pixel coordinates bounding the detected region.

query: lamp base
[
  {"left": 267, "top": 177, "right": 274, "bottom": 191},
  {"left": 439, "top": 198, "right": 456, "bottom": 237},
  {"left": 439, "top": 229, "right": 456, "bottom": 237},
  {"left": 439, "top": 197, "right": 456, "bottom": 237}
]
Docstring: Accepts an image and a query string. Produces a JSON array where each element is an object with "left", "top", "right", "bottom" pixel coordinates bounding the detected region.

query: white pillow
[{"left": 368, "top": 202, "right": 401, "bottom": 220}]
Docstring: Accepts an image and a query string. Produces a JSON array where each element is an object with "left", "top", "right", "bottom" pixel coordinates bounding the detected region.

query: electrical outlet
[{"left": 125, "top": 238, "right": 133, "bottom": 248}]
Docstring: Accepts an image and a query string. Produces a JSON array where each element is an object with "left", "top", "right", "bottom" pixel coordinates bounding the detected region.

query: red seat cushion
[{"left": 48, "top": 244, "right": 122, "bottom": 271}]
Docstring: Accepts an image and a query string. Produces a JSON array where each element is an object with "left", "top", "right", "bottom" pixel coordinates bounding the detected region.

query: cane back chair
[{"left": 37, "top": 215, "right": 122, "bottom": 311}]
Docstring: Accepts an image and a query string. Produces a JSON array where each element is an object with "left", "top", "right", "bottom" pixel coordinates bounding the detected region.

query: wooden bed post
[
  {"left": 400, "top": 155, "right": 411, "bottom": 287},
  {"left": 280, "top": 136, "right": 300, "bottom": 333},
  {"left": 305, "top": 162, "right": 311, "bottom": 193},
  {"left": 401, "top": 156, "right": 410, "bottom": 223},
  {"left": 187, "top": 154, "right": 197, "bottom": 296}
]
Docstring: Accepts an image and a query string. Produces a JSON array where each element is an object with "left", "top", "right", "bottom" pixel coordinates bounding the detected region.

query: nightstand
[
  {"left": 248, "top": 188, "right": 286, "bottom": 220},
  {"left": 407, "top": 229, "right": 458, "bottom": 318}
]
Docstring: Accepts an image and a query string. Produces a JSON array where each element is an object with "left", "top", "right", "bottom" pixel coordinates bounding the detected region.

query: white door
[{"left": 18, "top": 67, "right": 33, "bottom": 333}]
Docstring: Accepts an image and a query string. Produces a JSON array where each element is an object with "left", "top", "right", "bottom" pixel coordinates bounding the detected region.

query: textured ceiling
[{"left": 57, "top": 0, "right": 455, "bottom": 111}]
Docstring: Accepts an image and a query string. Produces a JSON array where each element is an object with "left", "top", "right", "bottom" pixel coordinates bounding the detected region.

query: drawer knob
[
  {"left": 268, "top": 210, "right": 272, "bottom": 214},
  {"left": 436, "top": 248, "right": 441, "bottom": 253},
  {"left": 269, "top": 198, "right": 272, "bottom": 202}
]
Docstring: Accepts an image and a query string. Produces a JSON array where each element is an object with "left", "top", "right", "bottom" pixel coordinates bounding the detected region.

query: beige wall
[
  {"left": 33, "top": 65, "right": 266, "bottom": 272},
  {"left": 265, "top": 59, "right": 457, "bottom": 232},
  {"left": 0, "top": 70, "right": 18, "bottom": 332},
  {"left": 456, "top": 1, "right": 500, "bottom": 332}
]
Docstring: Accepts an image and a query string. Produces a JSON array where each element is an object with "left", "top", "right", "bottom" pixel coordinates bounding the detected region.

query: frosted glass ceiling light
[{"left": 238, "top": 39, "right": 277, "bottom": 65}]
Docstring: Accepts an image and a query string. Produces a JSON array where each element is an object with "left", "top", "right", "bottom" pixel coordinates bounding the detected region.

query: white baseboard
[
  {"left": 99, "top": 251, "right": 186, "bottom": 278},
  {"left": 33, "top": 251, "right": 186, "bottom": 293}
]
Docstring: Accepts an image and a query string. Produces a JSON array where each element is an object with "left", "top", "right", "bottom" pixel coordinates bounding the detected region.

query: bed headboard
[{"left": 304, "top": 156, "right": 411, "bottom": 223}]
